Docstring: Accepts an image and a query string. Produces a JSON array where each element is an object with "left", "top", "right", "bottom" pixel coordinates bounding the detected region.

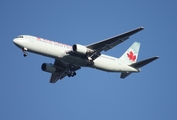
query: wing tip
[
  {"left": 139, "top": 26, "right": 145, "bottom": 30},
  {"left": 154, "top": 56, "right": 160, "bottom": 59}
]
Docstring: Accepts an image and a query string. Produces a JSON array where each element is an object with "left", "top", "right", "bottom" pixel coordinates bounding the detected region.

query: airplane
[{"left": 13, "top": 27, "right": 159, "bottom": 83}]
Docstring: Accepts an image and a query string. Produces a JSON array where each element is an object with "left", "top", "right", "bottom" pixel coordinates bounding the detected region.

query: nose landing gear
[{"left": 22, "top": 48, "right": 28, "bottom": 57}]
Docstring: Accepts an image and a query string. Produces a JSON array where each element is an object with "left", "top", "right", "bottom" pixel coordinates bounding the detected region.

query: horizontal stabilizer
[
  {"left": 120, "top": 72, "right": 132, "bottom": 78},
  {"left": 130, "top": 56, "right": 159, "bottom": 68}
]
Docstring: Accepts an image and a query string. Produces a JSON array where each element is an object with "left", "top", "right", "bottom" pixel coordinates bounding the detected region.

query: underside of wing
[
  {"left": 50, "top": 72, "right": 67, "bottom": 83},
  {"left": 49, "top": 59, "right": 81, "bottom": 83}
]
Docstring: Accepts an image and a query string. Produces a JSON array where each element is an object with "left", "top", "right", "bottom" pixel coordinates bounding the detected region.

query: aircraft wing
[
  {"left": 68, "top": 27, "right": 144, "bottom": 62},
  {"left": 87, "top": 27, "right": 144, "bottom": 53},
  {"left": 49, "top": 59, "right": 81, "bottom": 83}
]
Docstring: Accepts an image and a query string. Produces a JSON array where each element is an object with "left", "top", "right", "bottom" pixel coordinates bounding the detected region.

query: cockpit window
[{"left": 17, "top": 35, "right": 23, "bottom": 38}]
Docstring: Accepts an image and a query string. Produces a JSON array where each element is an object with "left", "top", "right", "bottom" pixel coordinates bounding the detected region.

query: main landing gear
[
  {"left": 85, "top": 56, "right": 95, "bottom": 66},
  {"left": 22, "top": 48, "right": 28, "bottom": 57},
  {"left": 67, "top": 64, "right": 77, "bottom": 77},
  {"left": 67, "top": 71, "right": 76, "bottom": 77},
  {"left": 86, "top": 60, "right": 94, "bottom": 66}
]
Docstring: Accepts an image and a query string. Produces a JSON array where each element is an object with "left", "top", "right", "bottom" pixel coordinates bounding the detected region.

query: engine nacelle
[
  {"left": 73, "top": 44, "right": 94, "bottom": 54},
  {"left": 41, "top": 63, "right": 57, "bottom": 73}
]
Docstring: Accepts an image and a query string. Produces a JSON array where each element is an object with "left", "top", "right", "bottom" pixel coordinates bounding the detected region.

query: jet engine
[
  {"left": 41, "top": 63, "right": 58, "bottom": 73},
  {"left": 73, "top": 44, "right": 94, "bottom": 54}
]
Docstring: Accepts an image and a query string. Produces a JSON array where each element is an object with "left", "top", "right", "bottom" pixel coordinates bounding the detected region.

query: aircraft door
[{"left": 30, "top": 37, "right": 34, "bottom": 42}]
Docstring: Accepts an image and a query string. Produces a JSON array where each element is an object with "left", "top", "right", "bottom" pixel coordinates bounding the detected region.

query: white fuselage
[{"left": 13, "top": 35, "right": 138, "bottom": 73}]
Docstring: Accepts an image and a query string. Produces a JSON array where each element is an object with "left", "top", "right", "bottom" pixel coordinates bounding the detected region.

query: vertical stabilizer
[{"left": 119, "top": 42, "right": 140, "bottom": 64}]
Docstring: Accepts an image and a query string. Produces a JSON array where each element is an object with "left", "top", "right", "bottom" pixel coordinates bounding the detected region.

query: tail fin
[{"left": 119, "top": 42, "right": 140, "bottom": 64}]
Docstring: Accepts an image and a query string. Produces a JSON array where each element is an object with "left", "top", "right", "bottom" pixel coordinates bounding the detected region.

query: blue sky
[{"left": 1, "top": 0, "right": 177, "bottom": 120}]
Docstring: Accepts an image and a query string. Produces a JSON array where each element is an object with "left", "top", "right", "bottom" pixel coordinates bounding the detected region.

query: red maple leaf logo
[{"left": 127, "top": 51, "right": 136, "bottom": 62}]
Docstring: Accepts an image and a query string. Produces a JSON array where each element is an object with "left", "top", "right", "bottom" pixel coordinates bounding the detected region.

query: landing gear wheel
[
  {"left": 22, "top": 48, "right": 28, "bottom": 57},
  {"left": 73, "top": 72, "right": 76, "bottom": 76},
  {"left": 67, "top": 71, "right": 76, "bottom": 77},
  {"left": 23, "top": 53, "right": 28, "bottom": 57}
]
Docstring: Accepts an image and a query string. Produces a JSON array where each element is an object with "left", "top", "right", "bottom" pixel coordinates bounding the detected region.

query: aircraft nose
[
  {"left": 13, "top": 38, "right": 17, "bottom": 44},
  {"left": 13, "top": 38, "right": 20, "bottom": 45},
  {"left": 13, "top": 37, "right": 26, "bottom": 48}
]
